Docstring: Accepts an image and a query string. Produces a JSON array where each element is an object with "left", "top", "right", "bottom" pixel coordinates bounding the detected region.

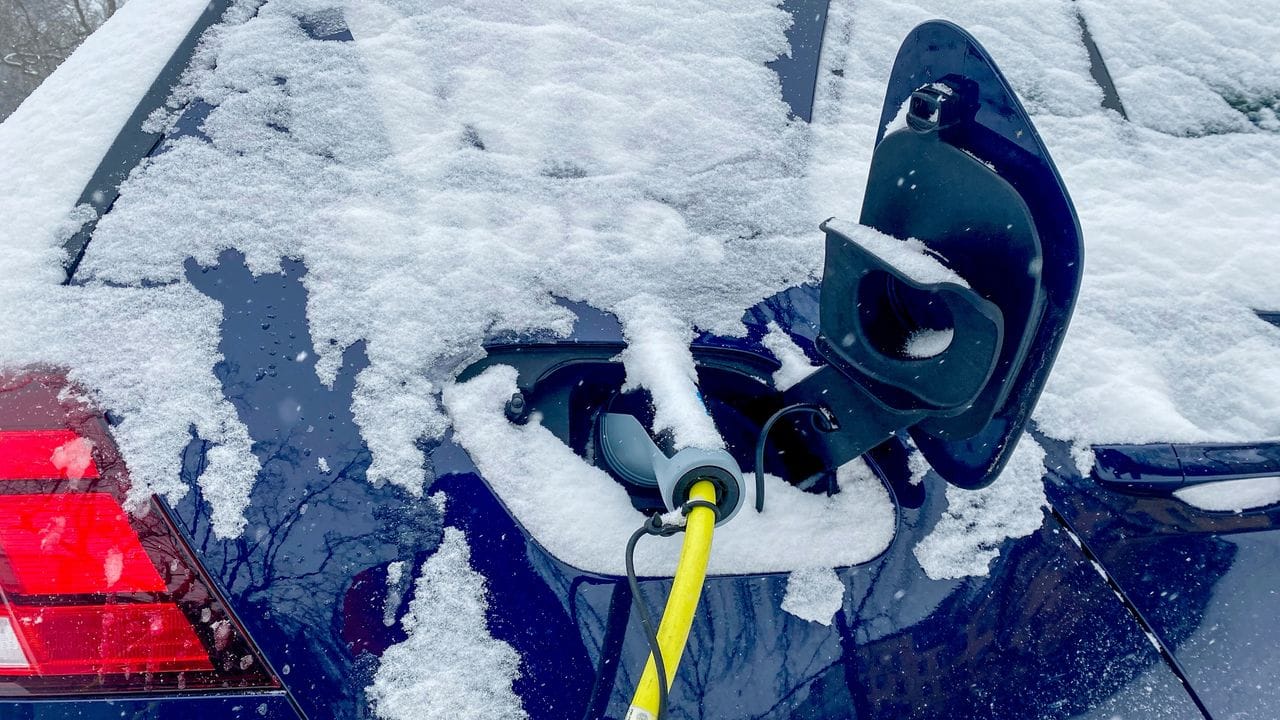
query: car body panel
[
  {"left": 1045, "top": 437, "right": 1280, "bottom": 719},
  {"left": 168, "top": 255, "right": 442, "bottom": 719}
]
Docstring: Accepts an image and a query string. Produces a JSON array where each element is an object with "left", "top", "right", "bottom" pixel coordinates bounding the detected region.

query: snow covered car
[{"left": 0, "top": 1, "right": 1277, "bottom": 719}]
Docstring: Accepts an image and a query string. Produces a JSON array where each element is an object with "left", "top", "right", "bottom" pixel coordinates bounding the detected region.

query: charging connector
[{"left": 598, "top": 412, "right": 744, "bottom": 525}]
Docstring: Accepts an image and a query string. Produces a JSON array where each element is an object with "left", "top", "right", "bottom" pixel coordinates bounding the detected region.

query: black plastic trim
[{"left": 1073, "top": 2, "right": 1128, "bottom": 119}]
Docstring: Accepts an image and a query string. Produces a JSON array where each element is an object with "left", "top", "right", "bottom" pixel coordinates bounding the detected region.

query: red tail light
[
  {"left": 0, "top": 371, "right": 278, "bottom": 695},
  {"left": 0, "top": 430, "right": 99, "bottom": 480}
]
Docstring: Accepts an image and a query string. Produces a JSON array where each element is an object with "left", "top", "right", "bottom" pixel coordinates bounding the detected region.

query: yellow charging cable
[{"left": 625, "top": 480, "right": 718, "bottom": 720}]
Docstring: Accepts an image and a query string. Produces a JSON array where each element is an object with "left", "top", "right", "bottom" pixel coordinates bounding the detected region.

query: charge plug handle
[{"left": 598, "top": 413, "right": 744, "bottom": 526}]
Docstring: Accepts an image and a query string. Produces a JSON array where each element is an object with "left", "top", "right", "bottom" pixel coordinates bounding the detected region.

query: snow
[
  {"left": 1, "top": 0, "right": 1277, "bottom": 712},
  {"left": 50, "top": 436, "right": 95, "bottom": 480},
  {"left": 903, "top": 328, "right": 954, "bottom": 359},
  {"left": 368, "top": 527, "right": 526, "bottom": 720},
  {"left": 617, "top": 296, "right": 724, "bottom": 451},
  {"left": 1175, "top": 477, "right": 1280, "bottom": 513},
  {"left": 81, "top": 0, "right": 822, "bottom": 494},
  {"left": 0, "top": 0, "right": 212, "bottom": 286},
  {"left": 781, "top": 566, "right": 845, "bottom": 625},
  {"left": 443, "top": 365, "right": 895, "bottom": 575},
  {"left": 823, "top": 218, "right": 969, "bottom": 287},
  {"left": 762, "top": 321, "right": 818, "bottom": 391},
  {"left": 0, "top": 0, "right": 257, "bottom": 537},
  {"left": 1032, "top": 118, "right": 1280, "bottom": 445},
  {"left": 382, "top": 559, "right": 407, "bottom": 628},
  {"left": 913, "top": 437, "right": 1048, "bottom": 580},
  {"left": 1077, "top": 0, "right": 1280, "bottom": 135},
  {"left": 0, "top": 293, "right": 259, "bottom": 541}
]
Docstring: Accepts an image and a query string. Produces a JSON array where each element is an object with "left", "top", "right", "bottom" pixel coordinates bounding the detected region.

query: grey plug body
[{"left": 598, "top": 413, "right": 743, "bottom": 525}]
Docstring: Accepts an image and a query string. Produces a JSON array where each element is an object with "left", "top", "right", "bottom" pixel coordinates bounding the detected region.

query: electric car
[{"left": 0, "top": 1, "right": 1277, "bottom": 719}]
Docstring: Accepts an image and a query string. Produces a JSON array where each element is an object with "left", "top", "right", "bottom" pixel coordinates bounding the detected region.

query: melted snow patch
[
  {"left": 913, "top": 437, "right": 1048, "bottom": 580},
  {"left": 443, "top": 365, "right": 895, "bottom": 575},
  {"left": 382, "top": 560, "right": 408, "bottom": 628},
  {"left": 781, "top": 567, "right": 844, "bottom": 626},
  {"left": 905, "top": 438, "right": 931, "bottom": 486},
  {"left": 1070, "top": 442, "right": 1096, "bottom": 478},
  {"left": 369, "top": 527, "right": 526, "bottom": 720},
  {"left": 1175, "top": 477, "right": 1280, "bottom": 513},
  {"left": 103, "top": 548, "right": 124, "bottom": 588}
]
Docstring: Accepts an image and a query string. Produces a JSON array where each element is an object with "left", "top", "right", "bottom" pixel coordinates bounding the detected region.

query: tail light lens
[{"left": 0, "top": 371, "right": 278, "bottom": 695}]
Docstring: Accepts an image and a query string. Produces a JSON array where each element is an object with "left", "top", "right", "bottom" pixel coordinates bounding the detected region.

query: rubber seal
[{"left": 671, "top": 465, "right": 741, "bottom": 524}]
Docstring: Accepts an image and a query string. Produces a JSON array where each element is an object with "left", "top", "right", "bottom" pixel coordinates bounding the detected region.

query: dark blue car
[{"left": 0, "top": 1, "right": 1277, "bottom": 719}]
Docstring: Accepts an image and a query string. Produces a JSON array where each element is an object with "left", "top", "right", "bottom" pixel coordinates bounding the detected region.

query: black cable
[
  {"left": 679, "top": 499, "right": 720, "bottom": 521},
  {"left": 625, "top": 515, "right": 677, "bottom": 719},
  {"left": 754, "top": 403, "right": 833, "bottom": 512}
]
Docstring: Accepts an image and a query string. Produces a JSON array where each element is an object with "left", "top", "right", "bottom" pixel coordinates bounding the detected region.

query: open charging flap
[{"left": 785, "top": 20, "right": 1083, "bottom": 489}]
